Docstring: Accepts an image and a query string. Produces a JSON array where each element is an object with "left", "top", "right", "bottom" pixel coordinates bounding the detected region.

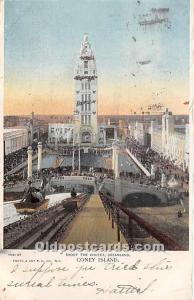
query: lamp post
[
  {"left": 72, "top": 113, "right": 81, "bottom": 173},
  {"left": 37, "top": 142, "right": 42, "bottom": 171},
  {"left": 72, "top": 133, "right": 75, "bottom": 173},
  {"left": 78, "top": 133, "right": 81, "bottom": 174},
  {"left": 112, "top": 142, "right": 120, "bottom": 179},
  {"left": 27, "top": 146, "right": 33, "bottom": 179}
]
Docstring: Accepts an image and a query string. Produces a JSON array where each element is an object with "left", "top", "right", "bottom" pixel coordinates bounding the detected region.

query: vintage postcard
[{"left": 0, "top": 0, "right": 193, "bottom": 299}]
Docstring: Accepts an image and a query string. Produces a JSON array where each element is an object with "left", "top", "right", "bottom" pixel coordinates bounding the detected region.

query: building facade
[
  {"left": 129, "top": 109, "right": 189, "bottom": 170},
  {"left": 129, "top": 121, "right": 151, "bottom": 146},
  {"left": 4, "top": 128, "right": 28, "bottom": 155},
  {"left": 48, "top": 124, "right": 74, "bottom": 144}
]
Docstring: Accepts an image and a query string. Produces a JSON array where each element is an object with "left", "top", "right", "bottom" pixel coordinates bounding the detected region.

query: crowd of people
[
  {"left": 4, "top": 141, "right": 38, "bottom": 174},
  {"left": 4, "top": 172, "right": 26, "bottom": 186},
  {"left": 4, "top": 147, "right": 29, "bottom": 173},
  {"left": 126, "top": 137, "right": 189, "bottom": 197},
  {"left": 3, "top": 140, "right": 50, "bottom": 186}
]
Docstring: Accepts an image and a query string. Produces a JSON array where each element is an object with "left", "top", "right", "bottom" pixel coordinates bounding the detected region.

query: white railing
[
  {"left": 125, "top": 149, "right": 151, "bottom": 177},
  {"left": 50, "top": 175, "right": 95, "bottom": 185}
]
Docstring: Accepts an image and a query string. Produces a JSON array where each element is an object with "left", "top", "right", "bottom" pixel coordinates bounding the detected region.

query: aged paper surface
[{"left": 0, "top": 0, "right": 193, "bottom": 299}]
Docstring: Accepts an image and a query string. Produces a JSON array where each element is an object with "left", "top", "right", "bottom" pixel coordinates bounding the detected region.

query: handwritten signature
[{"left": 96, "top": 279, "right": 157, "bottom": 295}]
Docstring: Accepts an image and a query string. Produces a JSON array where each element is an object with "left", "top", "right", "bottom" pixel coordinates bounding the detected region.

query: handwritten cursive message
[{"left": 2, "top": 255, "right": 173, "bottom": 297}]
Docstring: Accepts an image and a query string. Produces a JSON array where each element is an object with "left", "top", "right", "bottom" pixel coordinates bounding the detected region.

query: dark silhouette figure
[{"left": 71, "top": 188, "right": 77, "bottom": 198}]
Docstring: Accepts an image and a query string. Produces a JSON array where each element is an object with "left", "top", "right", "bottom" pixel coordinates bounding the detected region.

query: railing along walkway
[{"left": 99, "top": 192, "right": 182, "bottom": 251}]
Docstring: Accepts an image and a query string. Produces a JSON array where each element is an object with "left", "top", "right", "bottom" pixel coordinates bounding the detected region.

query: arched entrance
[
  {"left": 33, "top": 132, "right": 38, "bottom": 140},
  {"left": 81, "top": 131, "right": 92, "bottom": 143}
]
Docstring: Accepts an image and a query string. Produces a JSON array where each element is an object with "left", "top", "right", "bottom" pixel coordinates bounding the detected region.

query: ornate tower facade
[{"left": 74, "top": 34, "right": 98, "bottom": 145}]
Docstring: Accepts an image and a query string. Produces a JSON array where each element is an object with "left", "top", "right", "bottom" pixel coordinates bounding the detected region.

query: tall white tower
[
  {"left": 162, "top": 108, "right": 174, "bottom": 156},
  {"left": 74, "top": 34, "right": 98, "bottom": 145}
]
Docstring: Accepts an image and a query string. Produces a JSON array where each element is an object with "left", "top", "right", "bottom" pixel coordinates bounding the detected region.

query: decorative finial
[{"left": 83, "top": 33, "right": 89, "bottom": 43}]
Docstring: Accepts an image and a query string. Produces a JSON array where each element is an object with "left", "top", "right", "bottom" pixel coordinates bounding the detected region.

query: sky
[{"left": 4, "top": 0, "right": 189, "bottom": 115}]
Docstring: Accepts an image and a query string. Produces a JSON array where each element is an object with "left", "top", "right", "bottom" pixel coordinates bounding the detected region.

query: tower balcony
[
  {"left": 80, "top": 55, "right": 95, "bottom": 60},
  {"left": 74, "top": 75, "right": 97, "bottom": 81}
]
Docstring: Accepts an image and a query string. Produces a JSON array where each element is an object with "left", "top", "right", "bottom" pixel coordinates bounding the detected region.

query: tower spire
[{"left": 80, "top": 33, "right": 93, "bottom": 58}]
